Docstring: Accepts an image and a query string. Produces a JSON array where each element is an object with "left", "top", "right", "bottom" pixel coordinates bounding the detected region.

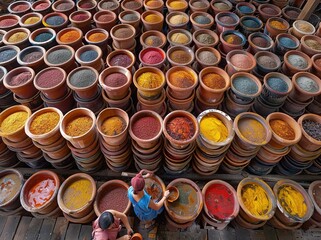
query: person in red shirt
[{"left": 92, "top": 209, "right": 133, "bottom": 240}]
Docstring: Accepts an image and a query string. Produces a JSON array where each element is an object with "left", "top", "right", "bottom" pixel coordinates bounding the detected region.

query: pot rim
[
  {"left": 67, "top": 65, "right": 99, "bottom": 91},
  {"left": 118, "top": 9, "right": 140, "bottom": 23},
  {"left": 99, "top": 65, "right": 132, "bottom": 91},
  {"left": 8, "top": 1, "right": 31, "bottom": 14},
  {"left": 292, "top": 71, "right": 321, "bottom": 96},
  {"left": 29, "top": 27, "right": 56, "bottom": 45},
  {"left": 75, "top": 44, "right": 102, "bottom": 65},
  {"left": 193, "top": 29, "right": 219, "bottom": 47},
  {"left": 17, "top": 45, "right": 46, "bottom": 65},
  {"left": 19, "top": 12, "right": 43, "bottom": 28},
  {"left": 215, "top": 11, "right": 240, "bottom": 27},
  {"left": 77, "top": 0, "right": 97, "bottom": 11},
  {"left": 293, "top": 20, "right": 316, "bottom": 35},
  {"left": 0, "top": 14, "right": 20, "bottom": 30},
  {"left": 254, "top": 50, "right": 281, "bottom": 71},
  {"left": 69, "top": 10, "right": 92, "bottom": 23},
  {"left": 263, "top": 72, "right": 293, "bottom": 95},
  {"left": 52, "top": 0, "right": 75, "bottom": 12},
  {"left": 298, "top": 113, "right": 321, "bottom": 146},
  {"left": 0, "top": 45, "right": 20, "bottom": 65},
  {"left": 167, "top": 28, "right": 193, "bottom": 46},
  {"left": 44, "top": 44, "right": 75, "bottom": 67},
  {"left": 284, "top": 50, "right": 312, "bottom": 71},
  {"left": 141, "top": 10, "right": 164, "bottom": 25},
  {"left": 85, "top": 28, "right": 109, "bottom": 44},
  {"left": 165, "top": 11, "right": 189, "bottom": 28},
  {"left": 110, "top": 24, "right": 136, "bottom": 41},
  {"left": 98, "top": 0, "right": 120, "bottom": 11},
  {"left": 42, "top": 12, "right": 68, "bottom": 28},
  {"left": 31, "top": 0, "right": 52, "bottom": 12},
  {"left": 166, "top": 0, "right": 188, "bottom": 11},
  {"left": 166, "top": 45, "right": 195, "bottom": 66},
  {"left": 190, "top": 11, "right": 214, "bottom": 27},
  {"left": 3, "top": 27, "right": 31, "bottom": 46},
  {"left": 3, "top": 66, "right": 35, "bottom": 90},
  {"left": 199, "top": 66, "right": 230, "bottom": 93},
  {"left": 93, "top": 10, "right": 117, "bottom": 24},
  {"left": 139, "top": 47, "right": 166, "bottom": 67}
]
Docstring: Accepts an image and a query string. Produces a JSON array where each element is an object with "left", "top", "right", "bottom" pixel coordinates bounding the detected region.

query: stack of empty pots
[
  {"left": 20, "top": 170, "right": 62, "bottom": 218},
  {"left": 255, "top": 72, "right": 292, "bottom": 118},
  {"left": 281, "top": 72, "right": 321, "bottom": 118},
  {"left": 163, "top": 110, "right": 199, "bottom": 174},
  {"left": 0, "top": 105, "right": 45, "bottom": 168},
  {"left": 166, "top": 66, "right": 198, "bottom": 113},
  {"left": 248, "top": 112, "right": 302, "bottom": 175},
  {"left": 221, "top": 112, "right": 272, "bottom": 174},
  {"left": 129, "top": 110, "right": 163, "bottom": 172},
  {"left": 58, "top": 173, "right": 97, "bottom": 223},
  {"left": 96, "top": 108, "right": 131, "bottom": 172},
  {"left": 60, "top": 108, "right": 104, "bottom": 173},
  {"left": 25, "top": 107, "right": 74, "bottom": 170},
  {"left": 67, "top": 66, "right": 105, "bottom": 116},
  {"left": 193, "top": 109, "right": 234, "bottom": 175},
  {"left": 224, "top": 72, "right": 262, "bottom": 119}
]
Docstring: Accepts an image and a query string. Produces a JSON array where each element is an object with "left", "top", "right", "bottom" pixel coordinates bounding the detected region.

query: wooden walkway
[{"left": 1, "top": 215, "right": 321, "bottom": 240}]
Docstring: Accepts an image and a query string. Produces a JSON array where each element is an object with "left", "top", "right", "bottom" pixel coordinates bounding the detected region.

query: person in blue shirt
[{"left": 128, "top": 169, "right": 170, "bottom": 229}]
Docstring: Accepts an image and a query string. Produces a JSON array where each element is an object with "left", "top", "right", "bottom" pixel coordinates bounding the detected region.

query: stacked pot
[
  {"left": 247, "top": 112, "right": 302, "bottom": 175},
  {"left": 110, "top": 24, "right": 137, "bottom": 53},
  {"left": 304, "top": 180, "right": 321, "bottom": 229},
  {"left": 193, "top": 109, "right": 234, "bottom": 175},
  {"left": 129, "top": 110, "right": 163, "bottom": 172},
  {"left": 60, "top": 108, "right": 104, "bottom": 173},
  {"left": 163, "top": 110, "right": 199, "bottom": 174},
  {"left": 0, "top": 105, "right": 45, "bottom": 168},
  {"left": 67, "top": 66, "right": 105, "bottom": 116},
  {"left": 221, "top": 112, "right": 272, "bottom": 174},
  {"left": 0, "top": 66, "right": 17, "bottom": 112},
  {"left": 97, "top": 108, "right": 132, "bottom": 172},
  {"left": 25, "top": 107, "right": 74, "bottom": 170},
  {"left": 75, "top": 45, "right": 104, "bottom": 72}
]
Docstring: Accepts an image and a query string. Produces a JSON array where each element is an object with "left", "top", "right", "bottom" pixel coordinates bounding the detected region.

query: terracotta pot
[
  {"left": 235, "top": 2, "right": 256, "bottom": 17},
  {"left": 121, "top": 0, "right": 143, "bottom": 13},
  {"left": 311, "top": 53, "right": 321, "bottom": 79},
  {"left": 29, "top": 27, "right": 56, "bottom": 50},
  {"left": 290, "top": 72, "right": 321, "bottom": 102},
  {"left": 56, "top": 27, "right": 83, "bottom": 51},
  {"left": 274, "top": 33, "right": 300, "bottom": 56},
  {"left": 140, "top": 30, "right": 166, "bottom": 49},
  {"left": 69, "top": 10, "right": 92, "bottom": 34},
  {"left": 17, "top": 46, "right": 46, "bottom": 72},
  {"left": 20, "top": 170, "right": 60, "bottom": 214},
  {"left": 192, "top": 29, "right": 219, "bottom": 49},
  {"left": 282, "top": 6, "right": 301, "bottom": 25},
  {"left": 8, "top": 1, "right": 31, "bottom": 16},
  {"left": 110, "top": 24, "right": 136, "bottom": 49},
  {"left": 308, "top": 181, "right": 321, "bottom": 223},
  {"left": 118, "top": 10, "right": 141, "bottom": 32},
  {"left": 215, "top": 12, "right": 240, "bottom": 35},
  {"left": 297, "top": 114, "right": 321, "bottom": 152},
  {"left": 0, "top": 15, "right": 20, "bottom": 32},
  {"left": 139, "top": 47, "right": 166, "bottom": 69},
  {"left": 167, "top": 45, "right": 194, "bottom": 67},
  {"left": 42, "top": 88, "right": 75, "bottom": 114},
  {"left": 75, "top": 45, "right": 103, "bottom": 72},
  {"left": 98, "top": 0, "right": 120, "bottom": 14},
  {"left": 292, "top": 20, "right": 315, "bottom": 40},
  {"left": 239, "top": 16, "right": 263, "bottom": 38},
  {"left": 226, "top": 50, "right": 256, "bottom": 76},
  {"left": 42, "top": 12, "right": 68, "bottom": 33},
  {"left": 57, "top": 173, "right": 96, "bottom": 218},
  {"left": 254, "top": 51, "right": 281, "bottom": 75},
  {"left": 60, "top": 107, "right": 97, "bottom": 149},
  {"left": 283, "top": 50, "right": 312, "bottom": 76},
  {"left": 0, "top": 66, "right": 8, "bottom": 95},
  {"left": 141, "top": 10, "right": 164, "bottom": 32},
  {"left": 258, "top": 3, "right": 282, "bottom": 22},
  {"left": 52, "top": 0, "right": 75, "bottom": 17},
  {"left": 300, "top": 35, "right": 321, "bottom": 57},
  {"left": 220, "top": 30, "right": 246, "bottom": 54},
  {"left": 165, "top": 11, "right": 190, "bottom": 30},
  {"left": 19, "top": 12, "right": 43, "bottom": 32},
  {"left": 166, "top": 0, "right": 188, "bottom": 12},
  {"left": 248, "top": 32, "right": 274, "bottom": 55},
  {"left": 31, "top": 0, "right": 52, "bottom": 15},
  {"left": 3, "top": 27, "right": 30, "bottom": 49},
  {"left": 264, "top": 17, "right": 289, "bottom": 40},
  {"left": 188, "top": 0, "right": 209, "bottom": 13},
  {"left": 210, "top": 0, "right": 232, "bottom": 15},
  {"left": 138, "top": 88, "right": 165, "bottom": 112},
  {"left": 167, "top": 29, "right": 192, "bottom": 47},
  {"left": 190, "top": 12, "right": 214, "bottom": 32},
  {"left": 195, "top": 47, "right": 221, "bottom": 69},
  {"left": 144, "top": 0, "right": 164, "bottom": 12},
  {"left": 77, "top": 0, "right": 97, "bottom": 15},
  {"left": 0, "top": 45, "right": 20, "bottom": 71},
  {"left": 131, "top": 233, "right": 143, "bottom": 240},
  {"left": 84, "top": 28, "right": 109, "bottom": 57},
  {"left": 106, "top": 49, "right": 135, "bottom": 72},
  {"left": 93, "top": 10, "right": 117, "bottom": 32}
]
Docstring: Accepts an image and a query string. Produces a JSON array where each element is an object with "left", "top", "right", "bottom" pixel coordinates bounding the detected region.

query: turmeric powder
[
  {"left": 169, "top": 70, "right": 194, "bottom": 88},
  {"left": 137, "top": 72, "right": 162, "bottom": 89},
  {"left": 30, "top": 112, "right": 60, "bottom": 135},
  {"left": 200, "top": 114, "right": 228, "bottom": 142},
  {"left": 0, "top": 111, "right": 28, "bottom": 134},
  {"left": 101, "top": 116, "right": 126, "bottom": 136}
]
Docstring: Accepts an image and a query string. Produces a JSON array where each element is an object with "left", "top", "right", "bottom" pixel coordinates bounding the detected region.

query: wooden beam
[{"left": 298, "top": 0, "right": 321, "bottom": 20}]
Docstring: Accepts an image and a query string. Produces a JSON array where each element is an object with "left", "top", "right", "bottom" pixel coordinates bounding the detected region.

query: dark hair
[{"left": 98, "top": 211, "right": 114, "bottom": 230}]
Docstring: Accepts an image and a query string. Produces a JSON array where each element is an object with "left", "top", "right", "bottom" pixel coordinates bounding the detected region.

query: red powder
[
  {"left": 141, "top": 50, "right": 163, "bottom": 64},
  {"left": 97, "top": 14, "right": 114, "bottom": 22},
  {"left": 0, "top": 19, "right": 18, "bottom": 27},
  {"left": 8, "top": 72, "right": 32, "bottom": 86},
  {"left": 205, "top": 183, "right": 235, "bottom": 221},
  {"left": 36, "top": 69, "right": 64, "bottom": 88},
  {"left": 72, "top": 13, "right": 89, "bottom": 21},
  {"left": 166, "top": 117, "right": 195, "bottom": 141},
  {"left": 80, "top": 2, "right": 94, "bottom": 8},
  {"left": 110, "top": 54, "right": 132, "bottom": 67},
  {"left": 98, "top": 187, "right": 128, "bottom": 213},
  {"left": 27, "top": 178, "right": 56, "bottom": 208},
  {"left": 104, "top": 73, "right": 127, "bottom": 87},
  {"left": 12, "top": 4, "right": 29, "bottom": 12},
  {"left": 34, "top": 3, "right": 50, "bottom": 10},
  {"left": 56, "top": 3, "right": 73, "bottom": 10},
  {"left": 132, "top": 116, "right": 160, "bottom": 139}
]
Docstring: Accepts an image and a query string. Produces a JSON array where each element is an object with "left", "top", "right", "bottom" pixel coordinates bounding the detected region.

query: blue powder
[
  {"left": 0, "top": 49, "right": 17, "bottom": 62},
  {"left": 79, "top": 50, "right": 98, "bottom": 62},
  {"left": 279, "top": 37, "right": 296, "bottom": 48},
  {"left": 242, "top": 19, "right": 260, "bottom": 28},
  {"left": 46, "top": 16, "right": 64, "bottom": 26},
  {"left": 34, "top": 32, "right": 53, "bottom": 42},
  {"left": 194, "top": 16, "right": 211, "bottom": 24},
  {"left": 267, "top": 77, "right": 288, "bottom": 92},
  {"left": 233, "top": 77, "right": 258, "bottom": 94},
  {"left": 239, "top": 6, "right": 253, "bottom": 14}
]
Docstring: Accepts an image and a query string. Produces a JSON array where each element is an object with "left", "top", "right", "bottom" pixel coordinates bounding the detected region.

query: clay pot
[
  {"left": 290, "top": 72, "right": 321, "bottom": 102},
  {"left": 0, "top": 45, "right": 20, "bottom": 71},
  {"left": 215, "top": 12, "right": 240, "bottom": 35},
  {"left": 77, "top": 0, "right": 97, "bottom": 15},
  {"left": 273, "top": 179, "right": 314, "bottom": 224},
  {"left": 220, "top": 30, "right": 246, "bottom": 54},
  {"left": 57, "top": 173, "right": 96, "bottom": 218},
  {"left": 129, "top": 110, "right": 163, "bottom": 149},
  {"left": 163, "top": 110, "right": 199, "bottom": 149},
  {"left": 239, "top": 16, "right": 263, "bottom": 38},
  {"left": 8, "top": 1, "right": 31, "bottom": 16},
  {"left": 226, "top": 50, "right": 256, "bottom": 76},
  {"left": 274, "top": 33, "right": 300, "bottom": 56},
  {"left": 198, "top": 66, "right": 230, "bottom": 103},
  {"left": 297, "top": 114, "right": 321, "bottom": 152},
  {"left": 0, "top": 66, "right": 8, "bottom": 95},
  {"left": 283, "top": 50, "right": 312, "bottom": 76},
  {"left": 292, "top": 20, "right": 315, "bottom": 40},
  {"left": 44, "top": 44, "right": 76, "bottom": 73},
  {"left": 166, "top": 11, "right": 190, "bottom": 30},
  {"left": 56, "top": 27, "right": 83, "bottom": 51},
  {"left": 19, "top": 12, "right": 43, "bottom": 32},
  {"left": 230, "top": 72, "right": 262, "bottom": 100},
  {"left": 195, "top": 47, "right": 221, "bottom": 68},
  {"left": 60, "top": 107, "right": 97, "bottom": 149},
  {"left": 141, "top": 10, "right": 164, "bottom": 32},
  {"left": 140, "top": 30, "right": 167, "bottom": 49},
  {"left": 167, "top": 45, "right": 194, "bottom": 67},
  {"left": 258, "top": 4, "right": 282, "bottom": 22},
  {"left": 3, "top": 27, "right": 30, "bottom": 49},
  {"left": 17, "top": 46, "right": 46, "bottom": 72},
  {"left": 52, "top": 0, "right": 75, "bottom": 17},
  {"left": 312, "top": 54, "right": 321, "bottom": 79},
  {"left": 20, "top": 170, "right": 60, "bottom": 214},
  {"left": 69, "top": 10, "right": 92, "bottom": 34},
  {"left": 264, "top": 17, "right": 289, "bottom": 40},
  {"left": 308, "top": 181, "right": 321, "bottom": 222},
  {"left": 110, "top": 24, "right": 136, "bottom": 49},
  {"left": 166, "top": 0, "right": 188, "bottom": 12},
  {"left": 42, "top": 12, "right": 68, "bottom": 33},
  {"left": 121, "top": 0, "right": 143, "bottom": 13},
  {"left": 300, "top": 35, "right": 321, "bottom": 57},
  {"left": 282, "top": 6, "right": 301, "bottom": 25},
  {"left": 0, "top": 15, "right": 20, "bottom": 32},
  {"left": 98, "top": 0, "right": 120, "bottom": 14},
  {"left": 131, "top": 233, "right": 143, "bottom": 240},
  {"left": 139, "top": 47, "right": 166, "bottom": 69},
  {"left": 189, "top": 0, "right": 210, "bottom": 13},
  {"left": 254, "top": 51, "right": 281, "bottom": 75},
  {"left": 144, "top": 0, "right": 164, "bottom": 12},
  {"left": 193, "top": 29, "right": 219, "bottom": 49},
  {"left": 31, "top": 0, "right": 52, "bottom": 15},
  {"left": 75, "top": 45, "right": 103, "bottom": 72},
  {"left": 29, "top": 27, "right": 56, "bottom": 50},
  {"left": 84, "top": 29, "right": 109, "bottom": 57},
  {"left": 190, "top": 12, "right": 214, "bottom": 32},
  {"left": 235, "top": 2, "right": 256, "bottom": 17},
  {"left": 118, "top": 10, "right": 141, "bottom": 32},
  {"left": 106, "top": 49, "right": 135, "bottom": 72},
  {"left": 167, "top": 29, "right": 192, "bottom": 47},
  {"left": 139, "top": 88, "right": 166, "bottom": 113},
  {"left": 93, "top": 10, "right": 117, "bottom": 32},
  {"left": 210, "top": 0, "right": 232, "bottom": 15}
]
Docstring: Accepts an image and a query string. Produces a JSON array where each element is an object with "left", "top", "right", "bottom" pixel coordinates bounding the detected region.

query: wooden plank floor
[{"left": 1, "top": 216, "right": 321, "bottom": 240}]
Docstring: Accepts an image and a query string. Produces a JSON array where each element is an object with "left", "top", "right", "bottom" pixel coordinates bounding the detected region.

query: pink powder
[
  {"left": 34, "top": 3, "right": 50, "bottom": 10},
  {"left": 8, "top": 72, "right": 32, "bottom": 86},
  {"left": 230, "top": 54, "right": 253, "bottom": 68},
  {"left": 0, "top": 19, "right": 18, "bottom": 27},
  {"left": 141, "top": 50, "right": 163, "bottom": 64}
]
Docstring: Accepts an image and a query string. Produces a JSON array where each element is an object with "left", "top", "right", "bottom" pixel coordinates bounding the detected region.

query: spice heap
[
  {"left": 230, "top": 54, "right": 253, "bottom": 69},
  {"left": 196, "top": 33, "right": 215, "bottom": 44},
  {"left": 55, "top": 2, "right": 73, "bottom": 10},
  {"left": 101, "top": 116, "right": 126, "bottom": 136},
  {"left": 168, "top": 0, "right": 187, "bottom": 9},
  {"left": 47, "top": 49, "right": 72, "bottom": 64},
  {"left": 8, "top": 32, "right": 28, "bottom": 43},
  {"left": 97, "top": 14, "right": 114, "bottom": 22},
  {"left": 279, "top": 37, "right": 296, "bottom": 48},
  {"left": 224, "top": 34, "right": 242, "bottom": 45},
  {"left": 305, "top": 39, "right": 321, "bottom": 50},
  {"left": 194, "top": 15, "right": 211, "bottom": 25},
  {"left": 169, "top": 49, "right": 191, "bottom": 64},
  {"left": 302, "top": 119, "right": 321, "bottom": 141},
  {"left": 166, "top": 116, "right": 195, "bottom": 140},
  {"left": 104, "top": 73, "right": 127, "bottom": 87},
  {"left": 113, "top": 28, "right": 133, "bottom": 38},
  {"left": 257, "top": 56, "right": 277, "bottom": 69},
  {"left": 270, "top": 20, "right": 287, "bottom": 30},
  {"left": 145, "top": 0, "right": 161, "bottom": 7},
  {"left": 0, "top": 18, "right": 18, "bottom": 27},
  {"left": 144, "top": 14, "right": 162, "bottom": 23},
  {"left": 110, "top": 54, "right": 132, "bottom": 68},
  {"left": 203, "top": 73, "right": 225, "bottom": 89},
  {"left": 233, "top": 77, "right": 258, "bottom": 95},
  {"left": 22, "top": 51, "right": 43, "bottom": 63},
  {"left": 59, "top": 30, "right": 80, "bottom": 43},
  {"left": 267, "top": 77, "right": 288, "bottom": 93},
  {"left": 213, "top": 2, "right": 230, "bottom": 10},
  {"left": 0, "top": 111, "right": 28, "bottom": 134},
  {"left": 28, "top": 178, "right": 56, "bottom": 208},
  {"left": 88, "top": 32, "right": 107, "bottom": 42},
  {"left": 132, "top": 116, "right": 160, "bottom": 139},
  {"left": 296, "top": 76, "right": 319, "bottom": 92},
  {"left": 287, "top": 54, "right": 308, "bottom": 69},
  {"left": 24, "top": 16, "right": 40, "bottom": 25},
  {"left": 145, "top": 36, "right": 163, "bottom": 47},
  {"left": 252, "top": 36, "right": 269, "bottom": 48},
  {"left": 30, "top": 112, "right": 59, "bottom": 135},
  {"left": 65, "top": 116, "right": 93, "bottom": 137},
  {"left": 137, "top": 72, "right": 162, "bottom": 88},
  {"left": 122, "top": 13, "right": 139, "bottom": 21},
  {"left": 238, "top": 117, "right": 267, "bottom": 143},
  {"left": 169, "top": 70, "right": 194, "bottom": 88},
  {"left": 46, "top": 16, "right": 65, "bottom": 26},
  {"left": 79, "top": 50, "right": 98, "bottom": 62},
  {"left": 270, "top": 119, "right": 295, "bottom": 140},
  {"left": 200, "top": 114, "right": 228, "bottom": 142},
  {"left": 72, "top": 13, "right": 89, "bottom": 21},
  {"left": 170, "top": 32, "right": 189, "bottom": 44},
  {"left": 0, "top": 173, "right": 21, "bottom": 205},
  {"left": 7, "top": 71, "right": 32, "bottom": 86},
  {"left": 169, "top": 15, "right": 188, "bottom": 25},
  {"left": 98, "top": 187, "right": 128, "bottom": 213},
  {"left": 34, "top": 32, "right": 53, "bottom": 42},
  {"left": 198, "top": 51, "right": 217, "bottom": 65},
  {"left": 296, "top": 21, "right": 314, "bottom": 33},
  {"left": 141, "top": 49, "right": 163, "bottom": 65},
  {"left": 69, "top": 69, "right": 96, "bottom": 88}
]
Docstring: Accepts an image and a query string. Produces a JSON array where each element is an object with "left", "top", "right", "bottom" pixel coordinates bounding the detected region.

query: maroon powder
[
  {"left": 141, "top": 50, "right": 163, "bottom": 64},
  {"left": 8, "top": 72, "right": 32, "bottom": 86},
  {"left": 36, "top": 69, "right": 64, "bottom": 88},
  {"left": 98, "top": 187, "right": 128, "bottom": 213},
  {"left": 132, "top": 116, "right": 160, "bottom": 139},
  {"left": 34, "top": 3, "right": 50, "bottom": 10},
  {"left": 110, "top": 54, "right": 132, "bottom": 67},
  {"left": 72, "top": 13, "right": 89, "bottom": 21},
  {"left": 0, "top": 19, "right": 18, "bottom": 27},
  {"left": 12, "top": 4, "right": 29, "bottom": 11},
  {"left": 104, "top": 73, "right": 127, "bottom": 87},
  {"left": 80, "top": 2, "right": 94, "bottom": 8},
  {"left": 22, "top": 52, "right": 42, "bottom": 63}
]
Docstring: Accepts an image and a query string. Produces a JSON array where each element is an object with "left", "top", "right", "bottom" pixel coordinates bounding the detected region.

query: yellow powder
[
  {"left": 24, "top": 17, "right": 40, "bottom": 25},
  {"left": 169, "top": 15, "right": 188, "bottom": 25},
  {"left": 144, "top": 14, "right": 162, "bottom": 23},
  {"left": 169, "top": 0, "right": 187, "bottom": 9},
  {"left": 8, "top": 32, "right": 28, "bottom": 43},
  {"left": 170, "top": 33, "right": 189, "bottom": 44}
]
